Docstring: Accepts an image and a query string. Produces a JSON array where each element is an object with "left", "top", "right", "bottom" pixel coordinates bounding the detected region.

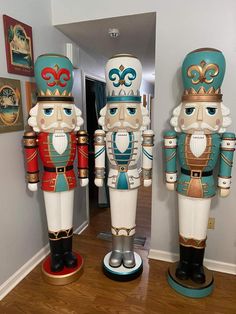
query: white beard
[
  {"left": 52, "top": 132, "right": 68, "bottom": 155},
  {"left": 115, "top": 131, "right": 129, "bottom": 153},
  {"left": 190, "top": 133, "right": 207, "bottom": 157}
]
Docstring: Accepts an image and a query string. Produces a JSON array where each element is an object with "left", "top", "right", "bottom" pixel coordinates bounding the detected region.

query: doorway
[{"left": 85, "top": 76, "right": 109, "bottom": 221}]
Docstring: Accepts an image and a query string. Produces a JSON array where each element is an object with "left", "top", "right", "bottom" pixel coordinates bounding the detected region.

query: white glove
[
  {"left": 28, "top": 183, "right": 38, "bottom": 192},
  {"left": 166, "top": 182, "right": 175, "bottom": 191},
  {"left": 79, "top": 178, "right": 89, "bottom": 187},
  {"left": 219, "top": 188, "right": 230, "bottom": 198},
  {"left": 94, "top": 178, "right": 104, "bottom": 187},
  {"left": 144, "top": 179, "right": 152, "bottom": 187}
]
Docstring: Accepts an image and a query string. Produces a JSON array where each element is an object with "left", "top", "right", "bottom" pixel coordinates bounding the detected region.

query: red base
[{"left": 42, "top": 252, "right": 84, "bottom": 285}]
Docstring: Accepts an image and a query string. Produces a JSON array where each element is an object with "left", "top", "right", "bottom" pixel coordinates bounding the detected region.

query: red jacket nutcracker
[{"left": 23, "top": 54, "right": 88, "bottom": 282}]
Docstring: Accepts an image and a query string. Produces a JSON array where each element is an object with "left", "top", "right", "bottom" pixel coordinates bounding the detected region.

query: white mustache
[
  {"left": 107, "top": 121, "right": 139, "bottom": 129},
  {"left": 182, "top": 122, "right": 218, "bottom": 131},
  {"left": 41, "top": 122, "right": 75, "bottom": 130}
]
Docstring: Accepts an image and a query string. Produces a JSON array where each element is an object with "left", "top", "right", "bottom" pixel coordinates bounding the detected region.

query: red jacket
[{"left": 24, "top": 131, "right": 88, "bottom": 192}]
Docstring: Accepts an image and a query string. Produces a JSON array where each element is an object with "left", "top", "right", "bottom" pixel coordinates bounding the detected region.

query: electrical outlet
[{"left": 208, "top": 217, "right": 215, "bottom": 229}]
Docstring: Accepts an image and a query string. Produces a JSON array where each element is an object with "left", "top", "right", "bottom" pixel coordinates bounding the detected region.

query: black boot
[
  {"left": 191, "top": 248, "right": 206, "bottom": 284},
  {"left": 62, "top": 236, "right": 78, "bottom": 268},
  {"left": 175, "top": 245, "right": 192, "bottom": 280},
  {"left": 49, "top": 239, "right": 64, "bottom": 272}
]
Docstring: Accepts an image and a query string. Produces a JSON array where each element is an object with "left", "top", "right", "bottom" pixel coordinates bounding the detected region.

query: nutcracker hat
[
  {"left": 34, "top": 54, "right": 74, "bottom": 102},
  {"left": 182, "top": 48, "right": 226, "bottom": 102},
  {"left": 105, "top": 54, "right": 142, "bottom": 103}
]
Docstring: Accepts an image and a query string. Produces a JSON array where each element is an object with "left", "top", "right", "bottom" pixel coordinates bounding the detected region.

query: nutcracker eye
[
  {"left": 185, "top": 107, "right": 195, "bottom": 116},
  {"left": 43, "top": 108, "right": 54, "bottom": 116},
  {"left": 109, "top": 108, "right": 118, "bottom": 116},
  {"left": 63, "top": 108, "right": 73, "bottom": 116},
  {"left": 127, "top": 107, "right": 137, "bottom": 116},
  {"left": 206, "top": 107, "right": 217, "bottom": 115}
]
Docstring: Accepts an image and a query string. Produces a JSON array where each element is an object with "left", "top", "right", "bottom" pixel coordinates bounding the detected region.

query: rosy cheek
[
  {"left": 216, "top": 119, "right": 221, "bottom": 125},
  {"left": 180, "top": 118, "right": 184, "bottom": 125},
  {"left": 40, "top": 118, "right": 45, "bottom": 125}
]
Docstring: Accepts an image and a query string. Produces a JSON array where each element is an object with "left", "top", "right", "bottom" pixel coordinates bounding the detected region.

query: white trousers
[
  {"left": 178, "top": 193, "right": 212, "bottom": 240},
  {"left": 43, "top": 190, "right": 74, "bottom": 232},
  {"left": 109, "top": 188, "right": 138, "bottom": 236}
]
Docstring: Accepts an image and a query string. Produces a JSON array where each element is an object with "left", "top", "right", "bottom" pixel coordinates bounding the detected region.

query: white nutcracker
[{"left": 94, "top": 54, "right": 154, "bottom": 280}]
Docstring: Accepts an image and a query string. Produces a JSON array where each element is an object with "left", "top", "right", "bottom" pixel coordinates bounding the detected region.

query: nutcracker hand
[
  {"left": 28, "top": 183, "right": 38, "bottom": 192},
  {"left": 94, "top": 178, "right": 103, "bottom": 187},
  {"left": 219, "top": 188, "right": 230, "bottom": 198},
  {"left": 79, "top": 178, "right": 89, "bottom": 187},
  {"left": 166, "top": 182, "right": 175, "bottom": 191},
  {"left": 144, "top": 179, "right": 152, "bottom": 187}
]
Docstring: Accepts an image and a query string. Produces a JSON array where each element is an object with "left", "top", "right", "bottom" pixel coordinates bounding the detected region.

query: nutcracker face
[
  {"left": 35, "top": 102, "right": 77, "bottom": 133},
  {"left": 177, "top": 102, "right": 223, "bottom": 134},
  {"left": 28, "top": 101, "right": 83, "bottom": 133},
  {"left": 104, "top": 102, "right": 143, "bottom": 132}
]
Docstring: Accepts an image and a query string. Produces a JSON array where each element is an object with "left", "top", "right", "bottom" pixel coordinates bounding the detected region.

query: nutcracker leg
[
  {"left": 175, "top": 245, "right": 192, "bottom": 280},
  {"left": 62, "top": 233, "right": 78, "bottom": 268},
  {"left": 49, "top": 238, "right": 64, "bottom": 272},
  {"left": 191, "top": 248, "right": 206, "bottom": 284},
  {"left": 123, "top": 235, "right": 136, "bottom": 268},
  {"left": 109, "top": 235, "right": 123, "bottom": 268}
]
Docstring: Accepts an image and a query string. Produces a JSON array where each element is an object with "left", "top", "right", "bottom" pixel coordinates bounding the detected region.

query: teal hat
[
  {"left": 182, "top": 48, "right": 226, "bottom": 102},
  {"left": 34, "top": 54, "right": 74, "bottom": 102}
]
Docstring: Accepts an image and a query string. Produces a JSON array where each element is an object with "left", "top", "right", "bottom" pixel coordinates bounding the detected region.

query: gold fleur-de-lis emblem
[{"left": 187, "top": 60, "right": 219, "bottom": 85}]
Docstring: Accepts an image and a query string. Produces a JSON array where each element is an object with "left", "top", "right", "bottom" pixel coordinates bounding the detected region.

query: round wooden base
[
  {"left": 167, "top": 262, "right": 214, "bottom": 298},
  {"left": 103, "top": 252, "right": 143, "bottom": 282},
  {"left": 42, "top": 252, "right": 84, "bottom": 285}
]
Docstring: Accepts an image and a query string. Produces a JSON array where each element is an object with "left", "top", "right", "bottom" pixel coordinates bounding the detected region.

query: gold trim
[
  {"left": 78, "top": 168, "right": 88, "bottom": 178},
  {"left": 27, "top": 173, "right": 39, "bottom": 183},
  {"left": 179, "top": 235, "right": 206, "bottom": 249},
  {"left": 111, "top": 226, "right": 136, "bottom": 236},
  {"left": 182, "top": 94, "right": 222, "bottom": 102},
  {"left": 42, "top": 260, "right": 84, "bottom": 285}
]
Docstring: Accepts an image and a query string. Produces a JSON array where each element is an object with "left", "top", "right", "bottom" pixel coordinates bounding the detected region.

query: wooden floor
[{"left": 1, "top": 187, "right": 236, "bottom": 313}]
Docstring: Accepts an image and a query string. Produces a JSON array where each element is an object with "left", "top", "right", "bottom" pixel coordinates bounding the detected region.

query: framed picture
[
  {"left": 25, "top": 81, "right": 37, "bottom": 113},
  {"left": 0, "top": 77, "right": 24, "bottom": 133},
  {"left": 3, "top": 15, "right": 34, "bottom": 76}
]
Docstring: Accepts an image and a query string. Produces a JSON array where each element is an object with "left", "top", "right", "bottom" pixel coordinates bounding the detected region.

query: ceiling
[{"left": 56, "top": 12, "right": 156, "bottom": 83}]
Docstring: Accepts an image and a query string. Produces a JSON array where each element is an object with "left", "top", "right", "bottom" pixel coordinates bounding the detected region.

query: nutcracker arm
[
  {"left": 163, "top": 130, "right": 177, "bottom": 184},
  {"left": 142, "top": 130, "right": 154, "bottom": 185},
  {"left": 23, "top": 131, "right": 39, "bottom": 185},
  {"left": 94, "top": 130, "right": 106, "bottom": 186},
  {"left": 77, "top": 130, "right": 89, "bottom": 180},
  {"left": 218, "top": 132, "right": 235, "bottom": 191}
]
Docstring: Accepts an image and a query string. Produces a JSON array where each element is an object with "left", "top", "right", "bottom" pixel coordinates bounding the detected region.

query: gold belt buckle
[
  {"left": 56, "top": 166, "right": 66, "bottom": 173},
  {"left": 119, "top": 165, "right": 127, "bottom": 172},
  {"left": 191, "top": 170, "right": 202, "bottom": 178}
]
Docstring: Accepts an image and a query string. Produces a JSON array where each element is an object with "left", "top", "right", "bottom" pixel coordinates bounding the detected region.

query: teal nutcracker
[{"left": 164, "top": 48, "right": 235, "bottom": 297}]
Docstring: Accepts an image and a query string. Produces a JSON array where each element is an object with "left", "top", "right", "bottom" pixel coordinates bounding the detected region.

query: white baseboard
[
  {"left": 0, "top": 220, "right": 89, "bottom": 301},
  {"left": 74, "top": 220, "right": 88, "bottom": 235},
  {"left": 0, "top": 244, "right": 50, "bottom": 301},
  {"left": 148, "top": 249, "right": 236, "bottom": 275}
]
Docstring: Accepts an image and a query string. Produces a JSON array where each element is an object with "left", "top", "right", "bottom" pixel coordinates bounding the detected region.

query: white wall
[
  {"left": 0, "top": 0, "right": 87, "bottom": 286},
  {"left": 52, "top": 0, "right": 236, "bottom": 266}
]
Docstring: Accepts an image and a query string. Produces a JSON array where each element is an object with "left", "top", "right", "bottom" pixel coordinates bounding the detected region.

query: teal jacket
[{"left": 164, "top": 131, "right": 235, "bottom": 198}]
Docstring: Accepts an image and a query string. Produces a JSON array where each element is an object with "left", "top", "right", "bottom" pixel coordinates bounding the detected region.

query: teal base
[{"left": 167, "top": 266, "right": 214, "bottom": 298}]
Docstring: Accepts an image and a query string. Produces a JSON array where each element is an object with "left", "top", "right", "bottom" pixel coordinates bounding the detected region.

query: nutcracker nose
[
  {"left": 197, "top": 106, "right": 203, "bottom": 121},
  {"left": 119, "top": 106, "right": 125, "bottom": 120},
  {"left": 57, "top": 106, "right": 62, "bottom": 121}
]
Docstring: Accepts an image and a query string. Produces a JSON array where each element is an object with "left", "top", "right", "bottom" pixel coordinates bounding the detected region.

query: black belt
[
  {"left": 181, "top": 168, "right": 213, "bottom": 178},
  {"left": 44, "top": 165, "right": 73, "bottom": 173}
]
